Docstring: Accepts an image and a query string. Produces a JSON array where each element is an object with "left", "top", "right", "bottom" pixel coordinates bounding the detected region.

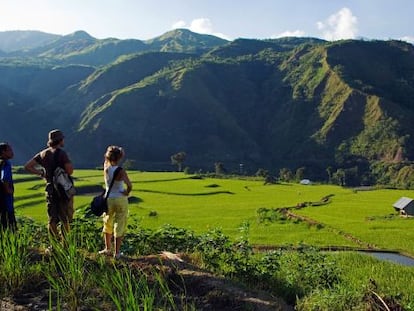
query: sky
[{"left": 0, "top": 0, "right": 413, "bottom": 43}]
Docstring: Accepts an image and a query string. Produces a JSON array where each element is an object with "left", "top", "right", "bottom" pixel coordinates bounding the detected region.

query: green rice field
[{"left": 13, "top": 170, "right": 414, "bottom": 256}]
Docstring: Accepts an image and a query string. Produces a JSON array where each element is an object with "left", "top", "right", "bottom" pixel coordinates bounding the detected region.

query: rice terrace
[{"left": 5, "top": 169, "right": 414, "bottom": 310}]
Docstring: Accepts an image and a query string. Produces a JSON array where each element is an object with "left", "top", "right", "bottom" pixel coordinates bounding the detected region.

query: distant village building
[{"left": 393, "top": 197, "right": 414, "bottom": 216}]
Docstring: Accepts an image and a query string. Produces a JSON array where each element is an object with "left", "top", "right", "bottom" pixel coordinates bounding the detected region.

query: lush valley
[{"left": 1, "top": 30, "right": 414, "bottom": 187}]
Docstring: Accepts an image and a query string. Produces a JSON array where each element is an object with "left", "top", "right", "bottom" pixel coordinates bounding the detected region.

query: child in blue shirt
[{"left": 0, "top": 142, "right": 16, "bottom": 230}]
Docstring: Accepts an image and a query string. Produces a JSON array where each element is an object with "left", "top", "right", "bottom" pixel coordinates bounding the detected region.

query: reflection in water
[{"left": 365, "top": 252, "right": 414, "bottom": 266}]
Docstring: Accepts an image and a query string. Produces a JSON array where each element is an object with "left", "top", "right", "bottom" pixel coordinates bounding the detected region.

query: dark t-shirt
[{"left": 33, "top": 147, "right": 71, "bottom": 182}]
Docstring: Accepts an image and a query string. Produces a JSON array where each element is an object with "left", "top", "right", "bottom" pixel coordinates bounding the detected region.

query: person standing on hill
[
  {"left": 24, "top": 129, "right": 74, "bottom": 239},
  {"left": 0, "top": 143, "right": 17, "bottom": 231},
  {"left": 99, "top": 145, "right": 132, "bottom": 259}
]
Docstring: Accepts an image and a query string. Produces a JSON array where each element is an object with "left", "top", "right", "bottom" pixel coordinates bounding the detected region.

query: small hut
[{"left": 393, "top": 197, "right": 414, "bottom": 216}]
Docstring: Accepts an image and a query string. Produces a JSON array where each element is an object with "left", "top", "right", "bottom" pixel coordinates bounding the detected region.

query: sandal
[{"left": 98, "top": 249, "right": 112, "bottom": 256}]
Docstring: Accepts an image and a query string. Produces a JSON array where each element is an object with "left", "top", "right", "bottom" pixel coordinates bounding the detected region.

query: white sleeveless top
[{"left": 105, "top": 165, "right": 124, "bottom": 198}]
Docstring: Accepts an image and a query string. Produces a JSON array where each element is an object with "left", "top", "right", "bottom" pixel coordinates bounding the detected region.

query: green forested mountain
[{"left": 1, "top": 29, "right": 413, "bottom": 186}]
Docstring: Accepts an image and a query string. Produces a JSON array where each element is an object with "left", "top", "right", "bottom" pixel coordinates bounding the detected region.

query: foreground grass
[
  {"left": 297, "top": 252, "right": 414, "bottom": 310},
  {"left": 0, "top": 223, "right": 197, "bottom": 310},
  {"left": 0, "top": 217, "right": 413, "bottom": 310}
]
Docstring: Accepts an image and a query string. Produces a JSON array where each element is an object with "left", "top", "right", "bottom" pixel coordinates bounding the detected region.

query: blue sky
[{"left": 1, "top": 0, "right": 413, "bottom": 43}]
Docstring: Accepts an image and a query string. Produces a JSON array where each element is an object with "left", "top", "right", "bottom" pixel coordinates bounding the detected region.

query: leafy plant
[{"left": 277, "top": 247, "right": 341, "bottom": 303}]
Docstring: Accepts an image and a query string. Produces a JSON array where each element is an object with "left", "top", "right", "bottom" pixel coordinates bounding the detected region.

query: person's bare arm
[
  {"left": 64, "top": 162, "right": 74, "bottom": 175},
  {"left": 24, "top": 159, "right": 45, "bottom": 178},
  {"left": 121, "top": 170, "right": 132, "bottom": 196}
]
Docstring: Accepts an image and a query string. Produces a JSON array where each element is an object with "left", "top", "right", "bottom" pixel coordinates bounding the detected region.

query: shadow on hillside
[
  {"left": 75, "top": 185, "right": 105, "bottom": 195},
  {"left": 128, "top": 196, "right": 142, "bottom": 203},
  {"left": 14, "top": 176, "right": 41, "bottom": 183},
  {"left": 135, "top": 176, "right": 199, "bottom": 183},
  {"left": 15, "top": 193, "right": 44, "bottom": 201},
  {"left": 29, "top": 184, "right": 44, "bottom": 190},
  {"left": 74, "top": 187, "right": 143, "bottom": 204},
  {"left": 137, "top": 189, "right": 234, "bottom": 196},
  {"left": 15, "top": 199, "right": 45, "bottom": 209}
]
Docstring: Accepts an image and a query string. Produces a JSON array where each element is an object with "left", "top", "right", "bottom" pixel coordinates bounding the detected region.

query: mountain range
[{"left": 1, "top": 29, "right": 413, "bottom": 186}]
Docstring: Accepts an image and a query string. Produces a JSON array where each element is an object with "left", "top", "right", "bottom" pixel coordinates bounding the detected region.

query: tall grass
[
  {"left": 296, "top": 251, "right": 414, "bottom": 310},
  {"left": 97, "top": 264, "right": 189, "bottom": 311},
  {"left": 0, "top": 226, "right": 39, "bottom": 296},
  {"left": 23, "top": 217, "right": 196, "bottom": 310},
  {"left": 45, "top": 233, "right": 94, "bottom": 310}
]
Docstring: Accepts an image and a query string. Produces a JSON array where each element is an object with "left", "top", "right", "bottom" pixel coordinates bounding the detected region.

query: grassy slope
[{"left": 14, "top": 170, "right": 414, "bottom": 255}]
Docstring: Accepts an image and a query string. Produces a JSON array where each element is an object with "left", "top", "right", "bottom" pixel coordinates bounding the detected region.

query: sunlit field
[
  {"left": 9, "top": 170, "right": 414, "bottom": 309},
  {"left": 14, "top": 170, "right": 414, "bottom": 256}
]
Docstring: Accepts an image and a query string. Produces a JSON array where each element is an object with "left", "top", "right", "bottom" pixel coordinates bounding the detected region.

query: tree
[
  {"left": 256, "top": 168, "right": 269, "bottom": 178},
  {"left": 171, "top": 152, "right": 186, "bottom": 172},
  {"left": 332, "top": 169, "right": 346, "bottom": 186},
  {"left": 264, "top": 175, "right": 277, "bottom": 185},
  {"left": 326, "top": 166, "right": 333, "bottom": 183},
  {"left": 295, "top": 167, "right": 306, "bottom": 181},
  {"left": 215, "top": 162, "right": 226, "bottom": 175},
  {"left": 279, "top": 168, "right": 293, "bottom": 182}
]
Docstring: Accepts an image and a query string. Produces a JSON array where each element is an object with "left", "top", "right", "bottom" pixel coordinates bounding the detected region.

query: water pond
[{"left": 363, "top": 251, "right": 414, "bottom": 267}]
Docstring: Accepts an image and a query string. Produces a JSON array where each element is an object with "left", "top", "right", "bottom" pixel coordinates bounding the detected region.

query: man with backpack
[
  {"left": 0, "top": 142, "right": 17, "bottom": 231},
  {"left": 24, "top": 129, "right": 74, "bottom": 239}
]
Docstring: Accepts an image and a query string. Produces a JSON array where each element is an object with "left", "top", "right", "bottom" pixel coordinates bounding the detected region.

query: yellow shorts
[{"left": 102, "top": 196, "right": 128, "bottom": 238}]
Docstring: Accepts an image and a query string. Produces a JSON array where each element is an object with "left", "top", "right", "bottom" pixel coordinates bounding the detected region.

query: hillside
[
  {"left": 0, "top": 29, "right": 414, "bottom": 186},
  {"left": 0, "top": 30, "right": 60, "bottom": 52}
]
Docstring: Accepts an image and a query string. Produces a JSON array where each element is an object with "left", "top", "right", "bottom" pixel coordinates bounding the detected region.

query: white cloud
[
  {"left": 317, "top": 7, "right": 358, "bottom": 41},
  {"left": 172, "top": 20, "right": 186, "bottom": 29},
  {"left": 272, "top": 30, "right": 306, "bottom": 38},
  {"left": 400, "top": 36, "right": 414, "bottom": 44},
  {"left": 189, "top": 18, "right": 213, "bottom": 34},
  {"left": 171, "top": 18, "right": 230, "bottom": 40}
]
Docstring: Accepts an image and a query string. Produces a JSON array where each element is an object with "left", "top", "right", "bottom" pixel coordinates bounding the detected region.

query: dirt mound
[{"left": 132, "top": 252, "right": 292, "bottom": 310}]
